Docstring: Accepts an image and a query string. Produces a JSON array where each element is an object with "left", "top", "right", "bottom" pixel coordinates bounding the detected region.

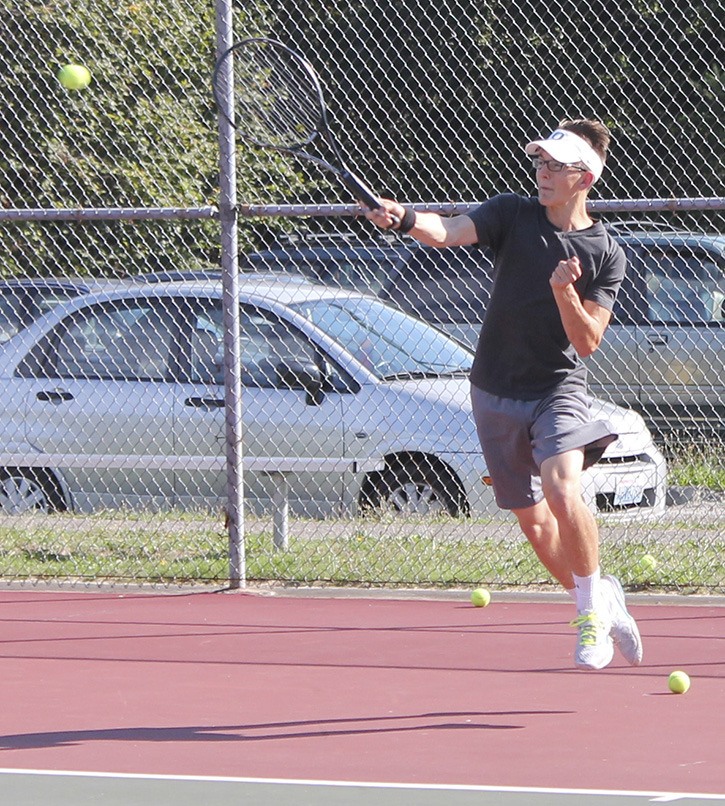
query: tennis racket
[{"left": 212, "top": 37, "right": 385, "bottom": 212}]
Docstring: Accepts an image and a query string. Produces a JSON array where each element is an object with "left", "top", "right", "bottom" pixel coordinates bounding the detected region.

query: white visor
[{"left": 525, "top": 129, "right": 604, "bottom": 182}]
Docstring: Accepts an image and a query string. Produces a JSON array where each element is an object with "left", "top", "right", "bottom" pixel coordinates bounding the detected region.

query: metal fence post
[{"left": 214, "top": 0, "right": 245, "bottom": 588}]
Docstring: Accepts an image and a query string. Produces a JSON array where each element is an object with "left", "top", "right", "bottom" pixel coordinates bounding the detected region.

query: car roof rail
[
  {"left": 275, "top": 231, "right": 398, "bottom": 248},
  {"left": 606, "top": 219, "right": 684, "bottom": 234},
  {"left": 128, "top": 269, "right": 222, "bottom": 283}
]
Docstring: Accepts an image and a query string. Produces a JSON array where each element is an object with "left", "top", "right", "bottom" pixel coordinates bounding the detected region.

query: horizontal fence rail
[
  {"left": 234, "top": 199, "right": 725, "bottom": 218},
  {"left": 0, "top": 208, "right": 219, "bottom": 222}
]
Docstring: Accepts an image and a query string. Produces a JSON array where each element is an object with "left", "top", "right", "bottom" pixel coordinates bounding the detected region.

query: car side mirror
[{"left": 276, "top": 361, "right": 325, "bottom": 406}]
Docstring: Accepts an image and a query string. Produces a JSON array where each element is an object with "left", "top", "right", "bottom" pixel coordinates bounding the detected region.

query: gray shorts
[{"left": 470, "top": 384, "right": 617, "bottom": 510}]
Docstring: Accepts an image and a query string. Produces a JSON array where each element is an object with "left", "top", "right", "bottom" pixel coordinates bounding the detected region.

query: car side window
[
  {"left": 36, "top": 289, "right": 83, "bottom": 317},
  {"left": 247, "top": 246, "right": 399, "bottom": 295},
  {"left": 238, "top": 306, "right": 320, "bottom": 389},
  {"left": 188, "top": 305, "right": 224, "bottom": 384},
  {"left": 0, "top": 293, "right": 24, "bottom": 343},
  {"left": 239, "top": 305, "right": 353, "bottom": 392},
  {"left": 381, "top": 248, "right": 493, "bottom": 325},
  {"left": 706, "top": 258, "right": 725, "bottom": 323},
  {"left": 610, "top": 246, "right": 647, "bottom": 326},
  {"left": 644, "top": 248, "right": 720, "bottom": 325},
  {"left": 22, "top": 300, "right": 176, "bottom": 381},
  {"left": 180, "top": 301, "right": 354, "bottom": 391}
]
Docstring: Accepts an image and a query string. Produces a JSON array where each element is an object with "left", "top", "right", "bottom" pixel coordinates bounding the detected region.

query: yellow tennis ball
[
  {"left": 471, "top": 588, "right": 491, "bottom": 607},
  {"left": 668, "top": 670, "right": 690, "bottom": 694},
  {"left": 640, "top": 554, "right": 658, "bottom": 571},
  {"left": 57, "top": 64, "right": 92, "bottom": 90}
]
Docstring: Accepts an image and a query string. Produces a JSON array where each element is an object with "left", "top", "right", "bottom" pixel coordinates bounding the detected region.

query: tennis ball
[
  {"left": 640, "top": 554, "right": 658, "bottom": 571},
  {"left": 471, "top": 588, "right": 491, "bottom": 607},
  {"left": 668, "top": 670, "right": 690, "bottom": 694},
  {"left": 57, "top": 64, "right": 92, "bottom": 90}
]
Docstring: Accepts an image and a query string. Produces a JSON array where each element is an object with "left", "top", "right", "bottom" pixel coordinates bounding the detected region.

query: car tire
[
  {"left": 362, "top": 459, "right": 461, "bottom": 517},
  {"left": 0, "top": 470, "right": 63, "bottom": 514}
]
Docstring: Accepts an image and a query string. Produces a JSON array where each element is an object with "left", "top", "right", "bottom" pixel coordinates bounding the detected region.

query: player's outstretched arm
[{"left": 365, "top": 199, "right": 477, "bottom": 248}]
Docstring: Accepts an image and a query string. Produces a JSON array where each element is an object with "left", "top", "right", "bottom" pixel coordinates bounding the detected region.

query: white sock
[{"left": 572, "top": 569, "right": 601, "bottom": 613}]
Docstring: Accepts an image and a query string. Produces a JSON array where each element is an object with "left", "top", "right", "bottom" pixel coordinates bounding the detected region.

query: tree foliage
[
  {"left": 0, "top": 0, "right": 282, "bottom": 275},
  {"left": 275, "top": 0, "right": 723, "bottom": 205},
  {"left": 0, "top": 0, "right": 722, "bottom": 278}
]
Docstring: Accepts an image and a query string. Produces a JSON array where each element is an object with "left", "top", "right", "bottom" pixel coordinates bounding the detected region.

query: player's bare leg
[
  {"left": 528, "top": 451, "right": 641, "bottom": 667},
  {"left": 513, "top": 500, "right": 573, "bottom": 590},
  {"left": 535, "top": 451, "right": 612, "bottom": 669},
  {"left": 540, "top": 450, "right": 600, "bottom": 577}
]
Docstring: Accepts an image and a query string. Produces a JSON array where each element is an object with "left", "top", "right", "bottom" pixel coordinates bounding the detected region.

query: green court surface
[{"left": 2, "top": 770, "right": 725, "bottom": 806}]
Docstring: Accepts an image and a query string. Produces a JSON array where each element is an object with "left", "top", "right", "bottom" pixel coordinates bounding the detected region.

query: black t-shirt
[{"left": 468, "top": 194, "right": 626, "bottom": 400}]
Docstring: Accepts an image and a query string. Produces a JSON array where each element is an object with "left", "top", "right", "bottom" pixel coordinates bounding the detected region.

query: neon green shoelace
[{"left": 570, "top": 613, "right": 603, "bottom": 646}]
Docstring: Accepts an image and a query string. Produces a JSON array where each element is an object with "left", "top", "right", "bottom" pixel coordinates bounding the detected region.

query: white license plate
[{"left": 614, "top": 485, "right": 645, "bottom": 506}]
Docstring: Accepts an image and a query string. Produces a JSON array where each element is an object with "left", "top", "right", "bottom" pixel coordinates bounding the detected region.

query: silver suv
[
  {"left": 247, "top": 227, "right": 724, "bottom": 434},
  {"left": 586, "top": 226, "right": 725, "bottom": 434}
]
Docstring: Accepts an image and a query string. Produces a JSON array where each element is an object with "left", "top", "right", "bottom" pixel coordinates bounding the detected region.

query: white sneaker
[
  {"left": 570, "top": 610, "right": 614, "bottom": 670},
  {"left": 603, "top": 574, "right": 643, "bottom": 666}
]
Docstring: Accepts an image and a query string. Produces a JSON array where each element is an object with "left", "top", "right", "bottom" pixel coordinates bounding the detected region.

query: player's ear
[{"left": 580, "top": 171, "right": 596, "bottom": 191}]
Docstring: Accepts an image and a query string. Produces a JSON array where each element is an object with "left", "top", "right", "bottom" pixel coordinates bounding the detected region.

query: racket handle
[{"left": 338, "top": 169, "right": 383, "bottom": 210}]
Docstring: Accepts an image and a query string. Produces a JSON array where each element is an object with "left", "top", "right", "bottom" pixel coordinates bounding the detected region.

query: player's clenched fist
[{"left": 550, "top": 255, "right": 582, "bottom": 290}]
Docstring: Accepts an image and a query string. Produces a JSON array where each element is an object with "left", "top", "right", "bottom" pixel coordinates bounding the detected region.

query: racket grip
[{"left": 338, "top": 170, "right": 383, "bottom": 210}]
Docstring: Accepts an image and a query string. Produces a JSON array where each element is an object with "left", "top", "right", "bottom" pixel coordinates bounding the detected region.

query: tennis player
[{"left": 366, "top": 119, "right": 642, "bottom": 670}]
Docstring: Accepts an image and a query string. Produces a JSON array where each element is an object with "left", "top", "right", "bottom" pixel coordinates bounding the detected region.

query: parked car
[
  {"left": 246, "top": 226, "right": 725, "bottom": 432},
  {"left": 0, "top": 277, "right": 665, "bottom": 518},
  {"left": 246, "top": 236, "right": 495, "bottom": 327},
  {"left": 586, "top": 226, "right": 725, "bottom": 430}
]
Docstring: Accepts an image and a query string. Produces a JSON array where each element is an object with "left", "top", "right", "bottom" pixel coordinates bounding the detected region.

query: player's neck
[{"left": 545, "top": 198, "right": 593, "bottom": 232}]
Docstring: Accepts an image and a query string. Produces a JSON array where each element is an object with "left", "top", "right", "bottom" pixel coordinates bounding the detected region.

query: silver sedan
[{"left": 0, "top": 278, "right": 666, "bottom": 519}]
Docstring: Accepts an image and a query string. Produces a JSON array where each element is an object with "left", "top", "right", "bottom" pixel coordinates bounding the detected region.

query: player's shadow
[{"left": 0, "top": 709, "right": 573, "bottom": 750}]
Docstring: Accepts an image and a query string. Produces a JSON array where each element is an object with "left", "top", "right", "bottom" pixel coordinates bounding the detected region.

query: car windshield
[{"left": 289, "top": 296, "right": 473, "bottom": 379}]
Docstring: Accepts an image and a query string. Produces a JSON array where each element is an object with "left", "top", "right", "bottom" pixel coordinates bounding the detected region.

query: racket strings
[{"left": 234, "top": 46, "right": 323, "bottom": 149}]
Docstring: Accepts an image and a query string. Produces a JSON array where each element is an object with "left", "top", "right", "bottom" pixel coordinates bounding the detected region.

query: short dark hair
[{"left": 558, "top": 119, "right": 611, "bottom": 163}]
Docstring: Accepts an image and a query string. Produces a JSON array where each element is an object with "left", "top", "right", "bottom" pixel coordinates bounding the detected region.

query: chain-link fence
[{"left": 0, "top": 0, "right": 723, "bottom": 591}]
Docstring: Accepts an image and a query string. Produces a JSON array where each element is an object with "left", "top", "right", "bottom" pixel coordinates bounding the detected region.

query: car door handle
[
  {"left": 36, "top": 390, "right": 74, "bottom": 402},
  {"left": 185, "top": 396, "right": 224, "bottom": 409},
  {"left": 646, "top": 335, "right": 669, "bottom": 352}
]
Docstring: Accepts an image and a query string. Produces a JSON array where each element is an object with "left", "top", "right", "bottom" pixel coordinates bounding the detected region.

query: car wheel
[
  {"left": 364, "top": 460, "right": 460, "bottom": 516},
  {"left": 0, "top": 470, "right": 61, "bottom": 514}
]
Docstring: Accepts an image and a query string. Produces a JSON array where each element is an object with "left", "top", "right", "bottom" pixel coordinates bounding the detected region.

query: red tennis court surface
[{"left": 1, "top": 587, "right": 724, "bottom": 803}]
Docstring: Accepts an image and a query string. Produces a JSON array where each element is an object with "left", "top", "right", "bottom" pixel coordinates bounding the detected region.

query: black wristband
[{"left": 396, "top": 208, "right": 417, "bottom": 234}]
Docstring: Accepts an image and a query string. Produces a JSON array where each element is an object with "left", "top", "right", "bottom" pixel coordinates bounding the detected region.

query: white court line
[{"left": 0, "top": 768, "right": 724, "bottom": 802}]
